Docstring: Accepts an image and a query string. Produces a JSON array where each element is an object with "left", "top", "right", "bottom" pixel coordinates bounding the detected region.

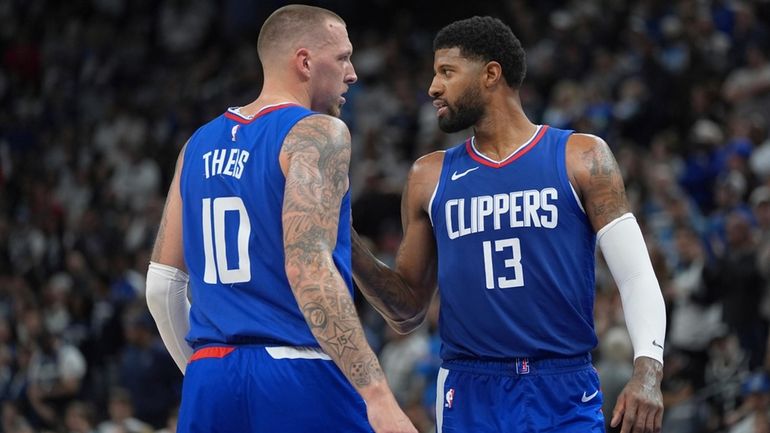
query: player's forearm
[
  {"left": 351, "top": 230, "right": 428, "bottom": 330},
  {"left": 285, "top": 253, "right": 389, "bottom": 398},
  {"left": 146, "top": 262, "right": 194, "bottom": 373}
]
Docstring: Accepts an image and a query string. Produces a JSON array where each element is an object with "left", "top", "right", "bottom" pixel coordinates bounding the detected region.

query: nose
[
  {"left": 346, "top": 63, "right": 358, "bottom": 84},
  {"left": 428, "top": 75, "right": 441, "bottom": 98}
]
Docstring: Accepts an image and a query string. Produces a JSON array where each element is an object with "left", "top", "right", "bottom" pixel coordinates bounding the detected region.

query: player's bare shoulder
[
  {"left": 279, "top": 114, "right": 351, "bottom": 180},
  {"left": 282, "top": 114, "right": 351, "bottom": 155},
  {"left": 565, "top": 133, "right": 629, "bottom": 230},
  {"left": 407, "top": 150, "right": 445, "bottom": 212}
]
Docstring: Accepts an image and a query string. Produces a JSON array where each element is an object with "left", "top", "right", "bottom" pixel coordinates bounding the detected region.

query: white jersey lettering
[
  {"left": 444, "top": 187, "right": 559, "bottom": 239},
  {"left": 203, "top": 148, "right": 251, "bottom": 180}
]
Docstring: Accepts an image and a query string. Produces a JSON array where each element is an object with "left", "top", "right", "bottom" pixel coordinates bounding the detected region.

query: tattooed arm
[
  {"left": 351, "top": 152, "right": 442, "bottom": 333},
  {"left": 568, "top": 134, "right": 665, "bottom": 433},
  {"left": 280, "top": 115, "right": 414, "bottom": 432}
]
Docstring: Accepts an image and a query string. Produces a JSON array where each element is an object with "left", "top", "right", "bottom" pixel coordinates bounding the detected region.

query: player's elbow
[
  {"left": 145, "top": 271, "right": 167, "bottom": 316},
  {"left": 388, "top": 309, "right": 428, "bottom": 335},
  {"left": 146, "top": 261, "right": 189, "bottom": 317}
]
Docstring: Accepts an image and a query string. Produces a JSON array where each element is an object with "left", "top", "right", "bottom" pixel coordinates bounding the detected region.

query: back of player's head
[
  {"left": 433, "top": 16, "right": 526, "bottom": 88},
  {"left": 258, "top": 5, "right": 345, "bottom": 61}
]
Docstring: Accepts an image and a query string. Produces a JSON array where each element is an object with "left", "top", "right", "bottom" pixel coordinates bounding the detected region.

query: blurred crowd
[{"left": 1, "top": 0, "right": 770, "bottom": 432}]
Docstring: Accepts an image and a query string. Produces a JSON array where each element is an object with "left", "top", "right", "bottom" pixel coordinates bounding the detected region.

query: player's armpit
[
  {"left": 280, "top": 114, "right": 388, "bottom": 394},
  {"left": 566, "top": 134, "right": 630, "bottom": 232}
]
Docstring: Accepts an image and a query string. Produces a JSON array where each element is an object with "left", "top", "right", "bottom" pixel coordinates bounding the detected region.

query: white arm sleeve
[
  {"left": 597, "top": 213, "right": 666, "bottom": 364},
  {"left": 146, "top": 261, "right": 193, "bottom": 373}
]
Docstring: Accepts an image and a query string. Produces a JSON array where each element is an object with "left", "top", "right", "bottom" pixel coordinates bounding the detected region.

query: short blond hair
[{"left": 257, "top": 5, "right": 345, "bottom": 61}]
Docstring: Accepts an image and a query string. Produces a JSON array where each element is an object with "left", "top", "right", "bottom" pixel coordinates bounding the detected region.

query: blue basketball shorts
[
  {"left": 177, "top": 345, "right": 374, "bottom": 433},
  {"left": 435, "top": 354, "right": 605, "bottom": 433}
]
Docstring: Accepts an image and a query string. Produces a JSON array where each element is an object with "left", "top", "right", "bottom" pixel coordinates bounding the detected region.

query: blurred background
[{"left": 1, "top": 0, "right": 770, "bottom": 432}]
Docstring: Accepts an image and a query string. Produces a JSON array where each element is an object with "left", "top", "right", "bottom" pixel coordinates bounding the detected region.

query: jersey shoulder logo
[{"left": 451, "top": 166, "right": 479, "bottom": 181}]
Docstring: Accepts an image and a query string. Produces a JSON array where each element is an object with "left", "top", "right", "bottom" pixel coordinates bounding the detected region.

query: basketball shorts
[
  {"left": 177, "top": 345, "right": 373, "bottom": 433},
  {"left": 436, "top": 354, "right": 604, "bottom": 433}
]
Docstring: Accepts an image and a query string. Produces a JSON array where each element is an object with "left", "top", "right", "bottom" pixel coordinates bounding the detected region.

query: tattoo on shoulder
[{"left": 579, "top": 142, "right": 629, "bottom": 226}]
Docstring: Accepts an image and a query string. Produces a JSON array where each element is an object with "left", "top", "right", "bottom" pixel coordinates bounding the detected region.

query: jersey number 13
[{"left": 482, "top": 238, "right": 524, "bottom": 289}]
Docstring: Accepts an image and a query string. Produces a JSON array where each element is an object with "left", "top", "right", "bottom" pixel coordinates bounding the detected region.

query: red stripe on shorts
[{"left": 189, "top": 346, "right": 235, "bottom": 362}]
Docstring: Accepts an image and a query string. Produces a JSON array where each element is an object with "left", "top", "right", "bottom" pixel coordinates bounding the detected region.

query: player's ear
[
  {"left": 294, "top": 48, "right": 311, "bottom": 80},
  {"left": 483, "top": 61, "right": 503, "bottom": 88}
]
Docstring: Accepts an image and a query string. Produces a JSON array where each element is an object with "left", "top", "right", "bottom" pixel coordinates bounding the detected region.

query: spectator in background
[
  {"left": 26, "top": 331, "right": 86, "bottom": 429},
  {"left": 96, "top": 388, "right": 152, "bottom": 433},
  {"left": 668, "top": 225, "right": 724, "bottom": 388},
  {"left": 64, "top": 401, "right": 97, "bottom": 433},
  {"left": 723, "top": 41, "right": 770, "bottom": 125},
  {"left": 703, "top": 211, "right": 767, "bottom": 368},
  {"left": 118, "top": 306, "right": 179, "bottom": 429},
  {"left": 596, "top": 327, "right": 634, "bottom": 432},
  {"left": 724, "top": 372, "right": 770, "bottom": 433}
]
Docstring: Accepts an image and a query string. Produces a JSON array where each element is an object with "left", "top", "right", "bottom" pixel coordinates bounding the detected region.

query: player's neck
[
  {"left": 240, "top": 83, "right": 309, "bottom": 117},
  {"left": 473, "top": 101, "right": 537, "bottom": 157}
]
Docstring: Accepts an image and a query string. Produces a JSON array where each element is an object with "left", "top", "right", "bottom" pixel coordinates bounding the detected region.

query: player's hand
[
  {"left": 365, "top": 390, "right": 419, "bottom": 433},
  {"left": 610, "top": 356, "right": 664, "bottom": 433}
]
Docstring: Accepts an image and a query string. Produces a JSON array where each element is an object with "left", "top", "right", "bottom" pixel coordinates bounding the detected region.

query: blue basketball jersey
[
  {"left": 180, "top": 104, "right": 354, "bottom": 349},
  {"left": 430, "top": 125, "right": 597, "bottom": 360}
]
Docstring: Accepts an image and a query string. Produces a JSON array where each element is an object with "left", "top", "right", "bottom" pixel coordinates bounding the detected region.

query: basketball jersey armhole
[
  {"left": 555, "top": 130, "right": 590, "bottom": 221},
  {"left": 180, "top": 127, "right": 207, "bottom": 200},
  {"left": 429, "top": 146, "right": 459, "bottom": 227}
]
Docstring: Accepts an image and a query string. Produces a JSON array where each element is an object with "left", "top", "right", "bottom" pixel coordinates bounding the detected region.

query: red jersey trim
[
  {"left": 189, "top": 346, "right": 236, "bottom": 362},
  {"left": 466, "top": 125, "right": 549, "bottom": 168},
  {"left": 224, "top": 103, "right": 301, "bottom": 124}
]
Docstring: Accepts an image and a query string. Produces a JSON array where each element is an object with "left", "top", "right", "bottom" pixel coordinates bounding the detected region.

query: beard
[
  {"left": 438, "top": 84, "right": 484, "bottom": 133},
  {"left": 326, "top": 103, "right": 341, "bottom": 117}
]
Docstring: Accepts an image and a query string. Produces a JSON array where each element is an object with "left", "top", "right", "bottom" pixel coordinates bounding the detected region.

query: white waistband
[{"left": 265, "top": 346, "right": 332, "bottom": 360}]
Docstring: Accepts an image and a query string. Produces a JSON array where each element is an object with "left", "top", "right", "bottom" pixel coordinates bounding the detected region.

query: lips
[{"left": 433, "top": 100, "right": 448, "bottom": 117}]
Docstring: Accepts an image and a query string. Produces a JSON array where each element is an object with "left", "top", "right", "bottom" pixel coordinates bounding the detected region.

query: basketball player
[
  {"left": 352, "top": 16, "right": 665, "bottom": 433},
  {"left": 145, "top": 5, "right": 416, "bottom": 433}
]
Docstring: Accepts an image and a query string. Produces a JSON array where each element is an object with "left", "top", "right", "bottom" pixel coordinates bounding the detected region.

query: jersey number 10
[
  {"left": 482, "top": 238, "right": 524, "bottom": 289},
  {"left": 202, "top": 197, "right": 252, "bottom": 284}
]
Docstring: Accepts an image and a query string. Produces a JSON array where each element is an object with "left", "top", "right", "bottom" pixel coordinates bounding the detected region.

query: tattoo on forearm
[
  {"left": 324, "top": 323, "right": 359, "bottom": 357},
  {"left": 283, "top": 116, "right": 383, "bottom": 390},
  {"left": 580, "top": 143, "right": 629, "bottom": 227},
  {"left": 349, "top": 356, "right": 386, "bottom": 387},
  {"left": 303, "top": 302, "right": 328, "bottom": 329},
  {"left": 351, "top": 231, "right": 416, "bottom": 318}
]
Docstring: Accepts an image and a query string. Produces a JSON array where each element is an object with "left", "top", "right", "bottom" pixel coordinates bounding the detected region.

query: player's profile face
[
  {"left": 430, "top": 48, "right": 485, "bottom": 133},
  {"left": 310, "top": 21, "right": 357, "bottom": 117}
]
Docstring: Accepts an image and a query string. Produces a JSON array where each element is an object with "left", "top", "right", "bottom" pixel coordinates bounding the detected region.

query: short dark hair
[{"left": 433, "top": 16, "right": 526, "bottom": 88}]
